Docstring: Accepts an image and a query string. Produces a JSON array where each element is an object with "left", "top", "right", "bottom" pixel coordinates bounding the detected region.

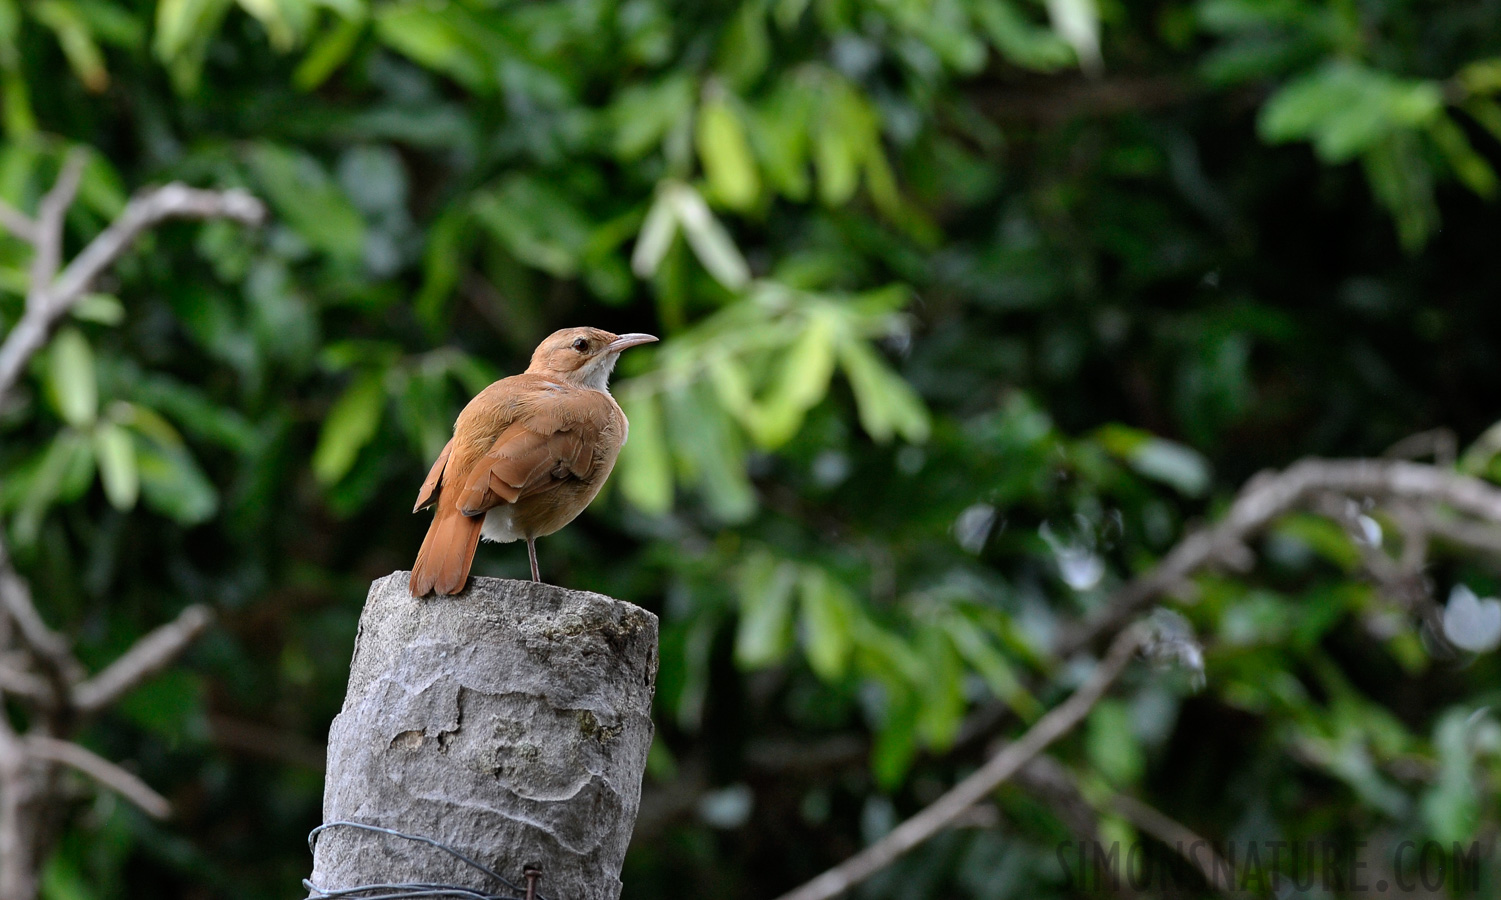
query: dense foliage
[{"left": 2, "top": 0, "right": 1501, "bottom": 897}]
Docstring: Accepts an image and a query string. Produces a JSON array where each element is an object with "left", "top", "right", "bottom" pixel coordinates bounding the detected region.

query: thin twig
[
  {"left": 25, "top": 151, "right": 86, "bottom": 306},
  {"left": 72, "top": 605, "right": 214, "bottom": 714},
  {"left": 1109, "top": 793, "right": 1235, "bottom": 893},
  {"left": 0, "top": 535, "right": 85, "bottom": 690},
  {"left": 1014, "top": 753, "right": 1236, "bottom": 894},
  {"left": 0, "top": 664, "right": 49, "bottom": 701},
  {"left": 24, "top": 736, "right": 171, "bottom": 819},
  {"left": 0, "top": 692, "right": 30, "bottom": 900},
  {"left": 0, "top": 199, "right": 36, "bottom": 244},
  {"left": 772, "top": 626, "right": 1145, "bottom": 900}
]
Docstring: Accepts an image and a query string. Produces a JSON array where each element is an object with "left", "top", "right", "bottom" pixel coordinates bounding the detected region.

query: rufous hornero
[{"left": 409, "top": 327, "right": 658, "bottom": 597}]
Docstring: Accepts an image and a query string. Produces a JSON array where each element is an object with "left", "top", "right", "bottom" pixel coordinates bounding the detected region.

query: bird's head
[{"left": 526, "top": 327, "right": 658, "bottom": 390}]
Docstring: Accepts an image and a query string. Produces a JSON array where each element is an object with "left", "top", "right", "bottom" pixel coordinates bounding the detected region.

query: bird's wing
[
  {"left": 412, "top": 437, "right": 454, "bottom": 512},
  {"left": 453, "top": 395, "right": 613, "bottom": 517}
]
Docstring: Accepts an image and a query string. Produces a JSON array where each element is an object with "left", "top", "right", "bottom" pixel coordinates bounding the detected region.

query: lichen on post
[{"left": 308, "top": 573, "right": 659, "bottom": 900}]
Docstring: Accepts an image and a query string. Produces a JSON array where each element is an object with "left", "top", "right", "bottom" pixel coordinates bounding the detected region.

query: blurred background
[{"left": 2, "top": 0, "right": 1501, "bottom": 897}]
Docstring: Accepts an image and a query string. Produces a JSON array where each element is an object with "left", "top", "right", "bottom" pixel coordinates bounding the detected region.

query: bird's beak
[{"left": 606, "top": 333, "right": 659, "bottom": 353}]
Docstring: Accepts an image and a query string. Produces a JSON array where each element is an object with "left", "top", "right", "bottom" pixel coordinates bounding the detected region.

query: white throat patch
[{"left": 577, "top": 352, "right": 620, "bottom": 392}]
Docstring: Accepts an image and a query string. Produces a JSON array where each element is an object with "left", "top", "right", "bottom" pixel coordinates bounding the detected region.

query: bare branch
[
  {"left": 772, "top": 626, "right": 1145, "bottom": 900},
  {"left": 24, "top": 736, "right": 171, "bottom": 819},
  {"left": 1014, "top": 753, "right": 1236, "bottom": 894},
  {"left": 51, "top": 184, "right": 266, "bottom": 310},
  {"left": 0, "top": 664, "right": 50, "bottom": 702},
  {"left": 0, "top": 200, "right": 36, "bottom": 244},
  {"left": 0, "top": 726, "right": 37, "bottom": 900},
  {"left": 26, "top": 151, "right": 86, "bottom": 303},
  {"left": 0, "top": 182, "right": 266, "bottom": 404},
  {"left": 1109, "top": 793, "right": 1235, "bottom": 893},
  {"left": 208, "top": 714, "right": 328, "bottom": 772},
  {"left": 73, "top": 605, "right": 214, "bottom": 714},
  {"left": 1384, "top": 428, "right": 1457, "bottom": 466},
  {"left": 1057, "top": 459, "right": 1501, "bottom": 656},
  {"left": 0, "top": 536, "right": 85, "bottom": 690}
]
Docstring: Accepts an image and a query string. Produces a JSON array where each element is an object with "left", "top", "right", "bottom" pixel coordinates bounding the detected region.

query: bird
[{"left": 409, "top": 327, "right": 658, "bottom": 597}]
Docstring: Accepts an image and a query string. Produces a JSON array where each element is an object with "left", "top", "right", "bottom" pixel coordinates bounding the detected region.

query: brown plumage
[{"left": 409, "top": 327, "right": 658, "bottom": 596}]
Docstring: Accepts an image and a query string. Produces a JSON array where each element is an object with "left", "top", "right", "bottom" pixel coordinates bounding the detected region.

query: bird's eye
[{"left": 572, "top": 338, "right": 589, "bottom": 352}]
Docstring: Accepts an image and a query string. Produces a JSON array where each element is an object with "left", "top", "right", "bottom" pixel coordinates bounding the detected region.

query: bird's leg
[{"left": 527, "top": 537, "right": 540, "bottom": 582}]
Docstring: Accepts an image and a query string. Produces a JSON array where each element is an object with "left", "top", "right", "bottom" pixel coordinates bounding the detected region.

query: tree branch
[
  {"left": 24, "top": 736, "right": 171, "bottom": 819},
  {"left": 0, "top": 663, "right": 50, "bottom": 701},
  {"left": 0, "top": 692, "right": 32, "bottom": 900},
  {"left": 0, "top": 536, "right": 85, "bottom": 691},
  {"left": 72, "top": 605, "right": 214, "bottom": 714},
  {"left": 0, "top": 181, "right": 266, "bottom": 403},
  {"left": 771, "top": 625, "right": 1145, "bottom": 900},
  {"left": 1109, "top": 793, "right": 1235, "bottom": 893},
  {"left": 1015, "top": 753, "right": 1236, "bottom": 894},
  {"left": 0, "top": 200, "right": 36, "bottom": 244},
  {"left": 25, "top": 151, "right": 86, "bottom": 305},
  {"left": 1056, "top": 459, "right": 1501, "bottom": 657}
]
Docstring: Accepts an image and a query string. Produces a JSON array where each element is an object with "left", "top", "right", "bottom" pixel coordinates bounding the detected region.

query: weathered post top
[{"left": 308, "top": 573, "right": 659, "bottom": 900}]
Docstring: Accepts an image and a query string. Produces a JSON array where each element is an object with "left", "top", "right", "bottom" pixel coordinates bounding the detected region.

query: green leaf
[
  {"left": 128, "top": 372, "right": 259, "bottom": 449},
  {"left": 70, "top": 293, "right": 124, "bottom": 325},
  {"left": 1421, "top": 709, "right": 1484, "bottom": 843},
  {"left": 1096, "top": 424, "right": 1211, "bottom": 496},
  {"left": 1271, "top": 514, "right": 1361, "bottom": 571},
  {"left": 973, "top": 0, "right": 1074, "bottom": 71},
  {"left": 1259, "top": 62, "right": 1443, "bottom": 163},
  {"left": 472, "top": 175, "right": 592, "bottom": 278},
  {"left": 664, "top": 380, "right": 756, "bottom": 521},
  {"left": 1086, "top": 699, "right": 1144, "bottom": 787},
  {"left": 0, "top": 0, "right": 18, "bottom": 66},
  {"left": 616, "top": 387, "right": 674, "bottom": 515},
  {"left": 837, "top": 338, "right": 930, "bottom": 443},
  {"left": 750, "top": 312, "right": 837, "bottom": 447},
  {"left": 13, "top": 432, "right": 90, "bottom": 544},
  {"left": 294, "top": 14, "right": 366, "bottom": 91},
  {"left": 33, "top": 1, "right": 110, "bottom": 91},
  {"left": 696, "top": 93, "right": 761, "bottom": 212},
  {"left": 870, "top": 687, "right": 921, "bottom": 788},
  {"left": 663, "top": 182, "right": 750, "bottom": 290},
  {"left": 612, "top": 74, "right": 694, "bottom": 161},
  {"left": 153, "top": 0, "right": 233, "bottom": 89},
  {"left": 92, "top": 422, "right": 138, "bottom": 510},
  {"left": 247, "top": 142, "right": 366, "bottom": 262},
  {"left": 913, "top": 622, "right": 966, "bottom": 748},
  {"left": 814, "top": 95, "right": 860, "bottom": 206},
  {"left": 414, "top": 203, "right": 474, "bottom": 331},
  {"left": 798, "top": 567, "right": 856, "bottom": 680},
  {"left": 312, "top": 371, "right": 385, "bottom": 485},
  {"left": 942, "top": 612, "right": 1042, "bottom": 720},
  {"left": 1045, "top": 0, "right": 1102, "bottom": 75},
  {"left": 136, "top": 438, "right": 218, "bottom": 525},
  {"left": 234, "top": 0, "right": 299, "bottom": 51},
  {"left": 114, "top": 668, "right": 205, "bottom": 744},
  {"left": 1428, "top": 114, "right": 1498, "bottom": 198},
  {"left": 750, "top": 85, "right": 811, "bottom": 201},
  {"left": 630, "top": 188, "right": 679, "bottom": 279},
  {"left": 2, "top": 69, "right": 35, "bottom": 135},
  {"left": 373, "top": 2, "right": 491, "bottom": 91},
  {"left": 716, "top": 2, "right": 769, "bottom": 89},
  {"left": 48, "top": 327, "right": 97, "bottom": 427},
  {"left": 735, "top": 551, "right": 798, "bottom": 667}
]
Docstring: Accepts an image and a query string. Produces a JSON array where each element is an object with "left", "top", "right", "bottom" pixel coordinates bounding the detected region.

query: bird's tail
[{"left": 410, "top": 501, "right": 484, "bottom": 597}]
